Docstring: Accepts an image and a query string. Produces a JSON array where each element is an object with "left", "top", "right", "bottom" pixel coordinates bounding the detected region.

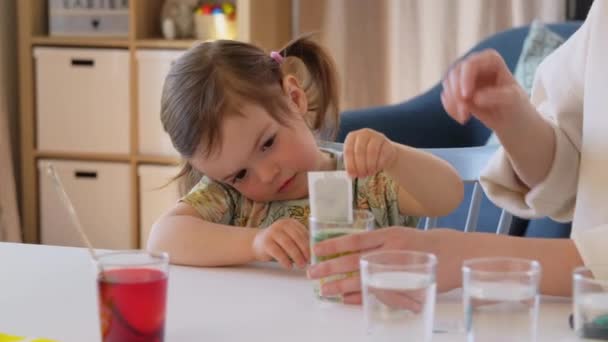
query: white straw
[{"left": 45, "top": 163, "right": 98, "bottom": 262}]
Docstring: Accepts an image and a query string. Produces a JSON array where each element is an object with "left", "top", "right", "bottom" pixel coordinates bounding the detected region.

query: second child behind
[{"left": 147, "top": 37, "right": 464, "bottom": 270}]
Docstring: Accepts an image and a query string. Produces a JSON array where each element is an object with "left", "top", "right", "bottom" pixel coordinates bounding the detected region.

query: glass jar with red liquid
[{"left": 96, "top": 250, "right": 169, "bottom": 342}]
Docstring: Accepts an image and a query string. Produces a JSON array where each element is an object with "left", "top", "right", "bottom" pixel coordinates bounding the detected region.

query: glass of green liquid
[{"left": 309, "top": 209, "right": 375, "bottom": 302}]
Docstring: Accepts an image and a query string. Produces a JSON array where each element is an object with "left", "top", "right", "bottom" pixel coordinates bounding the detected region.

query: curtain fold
[
  {"left": 297, "top": 0, "right": 566, "bottom": 110},
  {"left": 0, "top": 0, "right": 21, "bottom": 242}
]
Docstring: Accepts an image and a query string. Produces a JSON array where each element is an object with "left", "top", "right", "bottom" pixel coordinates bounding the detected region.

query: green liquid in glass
[{"left": 311, "top": 228, "right": 363, "bottom": 302}]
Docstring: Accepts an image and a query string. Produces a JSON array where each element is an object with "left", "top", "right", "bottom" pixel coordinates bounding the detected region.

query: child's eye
[
  {"left": 232, "top": 169, "right": 247, "bottom": 184},
  {"left": 262, "top": 135, "right": 276, "bottom": 151}
]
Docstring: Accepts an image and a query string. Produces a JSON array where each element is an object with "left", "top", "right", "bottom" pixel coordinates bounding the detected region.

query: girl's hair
[{"left": 160, "top": 35, "right": 340, "bottom": 192}]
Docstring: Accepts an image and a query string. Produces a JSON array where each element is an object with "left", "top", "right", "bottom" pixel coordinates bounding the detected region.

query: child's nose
[{"left": 256, "top": 162, "right": 279, "bottom": 184}]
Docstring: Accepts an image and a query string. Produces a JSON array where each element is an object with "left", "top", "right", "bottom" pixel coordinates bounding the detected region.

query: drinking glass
[
  {"left": 309, "top": 209, "right": 374, "bottom": 302},
  {"left": 573, "top": 265, "right": 608, "bottom": 340},
  {"left": 463, "top": 257, "right": 541, "bottom": 342},
  {"left": 96, "top": 250, "right": 169, "bottom": 342},
  {"left": 361, "top": 250, "right": 437, "bottom": 341}
]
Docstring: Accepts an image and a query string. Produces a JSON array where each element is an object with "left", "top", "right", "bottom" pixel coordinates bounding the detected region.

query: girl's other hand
[
  {"left": 252, "top": 218, "right": 310, "bottom": 269},
  {"left": 343, "top": 128, "right": 397, "bottom": 178}
]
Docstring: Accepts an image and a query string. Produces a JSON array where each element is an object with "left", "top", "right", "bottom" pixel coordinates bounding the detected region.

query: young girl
[{"left": 147, "top": 36, "right": 464, "bottom": 269}]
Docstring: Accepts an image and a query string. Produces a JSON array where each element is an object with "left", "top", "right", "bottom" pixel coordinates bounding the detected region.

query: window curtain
[
  {"left": 0, "top": 0, "right": 21, "bottom": 242},
  {"left": 296, "top": 0, "right": 566, "bottom": 110}
]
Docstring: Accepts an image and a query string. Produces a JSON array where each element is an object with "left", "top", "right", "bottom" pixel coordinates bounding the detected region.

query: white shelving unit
[{"left": 17, "top": 0, "right": 292, "bottom": 246}]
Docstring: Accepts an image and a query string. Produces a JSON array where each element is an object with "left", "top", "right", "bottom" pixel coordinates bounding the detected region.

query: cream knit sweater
[{"left": 480, "top": 0, "right": 608, "bottom": 267}]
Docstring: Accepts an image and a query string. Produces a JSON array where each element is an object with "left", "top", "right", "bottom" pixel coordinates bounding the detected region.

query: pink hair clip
[{"left": 270, "top": 51, "right": 284, "bottom": 65}]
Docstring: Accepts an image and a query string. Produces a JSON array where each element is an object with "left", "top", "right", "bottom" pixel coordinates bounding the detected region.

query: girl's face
[{"left": 191, "top": 77, "right": 333, "bottom": 202}]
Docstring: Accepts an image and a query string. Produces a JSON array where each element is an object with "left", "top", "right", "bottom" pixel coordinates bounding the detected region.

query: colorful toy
[{"left": 193, "top": 2, "right": 237, "bottom": 40}]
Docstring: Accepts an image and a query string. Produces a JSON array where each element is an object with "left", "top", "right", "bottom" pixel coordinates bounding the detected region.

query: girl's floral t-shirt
[{"left": 181, "top": 146, "right": 419, "bottom": 229}]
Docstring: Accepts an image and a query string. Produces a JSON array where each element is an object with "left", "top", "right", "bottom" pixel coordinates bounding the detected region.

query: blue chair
[{"left": 337, "top": 22, "right": 582, "bottom": 237}]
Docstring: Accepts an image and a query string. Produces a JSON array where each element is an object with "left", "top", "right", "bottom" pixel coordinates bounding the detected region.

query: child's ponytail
[{"left": 278, "top": 35, "right": 340, "bottom": 141}]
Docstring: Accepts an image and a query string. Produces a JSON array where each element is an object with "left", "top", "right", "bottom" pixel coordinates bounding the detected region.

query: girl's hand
[
  {"left": 343, "top": 128, "right": 397, "bottom": 178},
  {"left": 441, "top": 49, "right": 532, "bottom": 132},
  {"left": 252, "top": 218, "right": 310, "bottom": 269}
]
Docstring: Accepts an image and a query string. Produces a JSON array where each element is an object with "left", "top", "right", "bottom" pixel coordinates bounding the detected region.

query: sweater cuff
[
  {"left": 523, "top": 125, "right": 578, "bottom": 221},
  {"left": 480, "top": 125, "right": 577, "bottom": 221}
]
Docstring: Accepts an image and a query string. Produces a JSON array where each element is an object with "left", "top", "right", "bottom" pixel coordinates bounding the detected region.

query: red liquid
[{"left": 98, "top": 268, "right": 167, "bottom": 342}]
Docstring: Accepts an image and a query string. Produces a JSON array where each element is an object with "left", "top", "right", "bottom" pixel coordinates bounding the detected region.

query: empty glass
[
  {"left": 361, "top": 250, "right": 437, "bottom": 341},
  {"left": 573, "top": 265, "right": 608, "bottom": 340},
  {"left": 462, "top": 257, "right": 541, "bottom": 342}
]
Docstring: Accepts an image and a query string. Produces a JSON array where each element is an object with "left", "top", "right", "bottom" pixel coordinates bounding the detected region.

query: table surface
[{"left": 0, "top": 242, "right": 582, "bottom": 341}]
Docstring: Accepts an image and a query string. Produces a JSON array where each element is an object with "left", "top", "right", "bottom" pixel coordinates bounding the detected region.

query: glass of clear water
[
  {"left": 462, "top": 257, "right": 541, "bottom": 342},
  {"left": 360, "top": 250, "right": 437, "bottom": 342},
  {"left": 573, "top": 265, "right": 608, "bottom": 340},
  {"left": 309, "top": 209, "right": 374, "bottom": 302}
]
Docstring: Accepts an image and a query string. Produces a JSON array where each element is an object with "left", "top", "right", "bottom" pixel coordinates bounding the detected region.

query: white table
[{"left": 0, "top": 242, "right": 581, "bottom": 341}]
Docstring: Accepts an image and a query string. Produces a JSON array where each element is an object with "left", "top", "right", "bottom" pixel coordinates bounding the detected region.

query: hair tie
[{"left": 270, "top": 51, "right": 284, "bottom": 65}]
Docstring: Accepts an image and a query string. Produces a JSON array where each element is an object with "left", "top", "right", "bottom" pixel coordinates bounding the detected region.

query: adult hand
[
  {"left": 307, "top": 227, "right": 464, "bottom": 304},
  {"left": 441, "top": 49, "right": 532, "bottom": 132},
  {"left": 252, "top": 218, "right": 310, "bottom": 269}
]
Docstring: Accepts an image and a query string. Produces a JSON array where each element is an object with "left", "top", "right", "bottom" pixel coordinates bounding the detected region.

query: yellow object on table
[{"left": 0, "top": 333, "right": 58, "bottom": 342}]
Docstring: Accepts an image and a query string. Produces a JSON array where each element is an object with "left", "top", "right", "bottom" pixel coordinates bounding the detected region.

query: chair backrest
[{"left": 422, "top": 146, "right": 512, "bottom": 234}]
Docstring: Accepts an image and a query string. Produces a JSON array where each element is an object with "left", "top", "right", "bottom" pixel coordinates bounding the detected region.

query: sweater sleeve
[{"left": 479, "top": 18, "right": 589, "bottom": 222}]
